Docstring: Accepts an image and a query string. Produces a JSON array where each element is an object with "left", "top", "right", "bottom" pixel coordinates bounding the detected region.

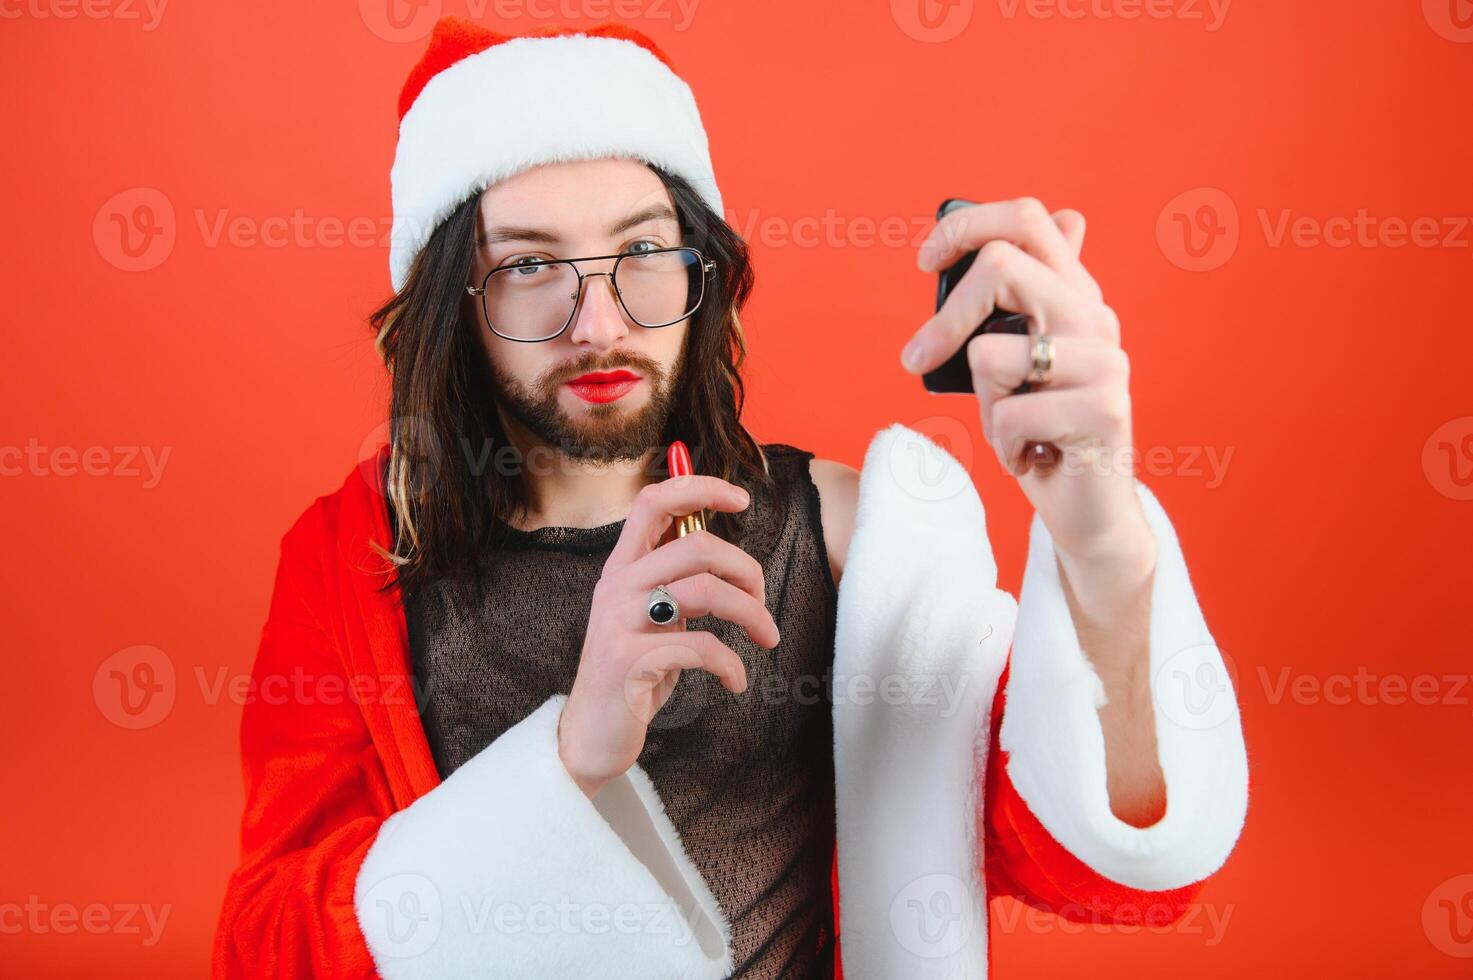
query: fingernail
[
  {"left": 901, "top": 338, "right": 925, "bottom": 372},
  {"left": 917, "top": 244, "right": 936, "bottom": 271},
  {"left": 737, "top": 488, "right": 751, "bottom": 506}
]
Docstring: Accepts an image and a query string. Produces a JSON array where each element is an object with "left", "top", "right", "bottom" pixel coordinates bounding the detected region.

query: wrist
[
  {"left": 1054, "top": 485, "right": 1156, "bottom": 579},
  {"left": 556, "top": 707, "right": 610, "bottom": 800},
  {"left": 1056, "top": 522, "right": 1156, "bottom": 588},
  {"left": 1053, "top": 513, "right": 1157, "bottom": 640}
]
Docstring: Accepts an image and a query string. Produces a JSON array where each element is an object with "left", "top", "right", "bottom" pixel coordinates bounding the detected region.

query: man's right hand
[{"left": 557, "top": 475, "right": 781, "bottom": 799}]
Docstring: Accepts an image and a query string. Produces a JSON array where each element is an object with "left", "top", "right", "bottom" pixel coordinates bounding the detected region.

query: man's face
[{"left": 467, "top": 158, "right": 691, "bottom": 463}]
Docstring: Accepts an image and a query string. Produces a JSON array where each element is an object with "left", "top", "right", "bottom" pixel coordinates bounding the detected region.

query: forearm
[
  {"left": 1054, "top": 507, "right": 1166, "bottom": 828},
  {"left": 996, "top": 478, "right": 1249, "bottom": 896}
]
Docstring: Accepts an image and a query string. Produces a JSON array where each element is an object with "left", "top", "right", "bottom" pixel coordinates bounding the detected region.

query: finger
[
  {"left": 903, "top": 241, "right": 1103, "bottom": 376},
  {"left": 631, "top": 628, "right": 749, "bottom": 694},
  {"left": 1053, "top": 208, "right": 1086, "bottom": 259},
  {"left": 969, "top": 333, "right": 1126, "bottom": 448},
  {"left": 650, "top": 571, "right": 780, "bottom": 649},
  {"left": 918, "top": 197, "right": 1078, "bottom": 278},
  {"left": 628, "top": 528, "right": 766, "bottom": 605},
  {"left": 989, "top": 385, "right": 1132, "bottom": 475},
  {"left": 966, "top": 332, "right": 1127, "bottom": 399},
  {"left": 1050, "top": 208, "right": 1103, "bottom": 301},
  {"left": 606, "top": 475, "right": 751, "bottom": 571}
]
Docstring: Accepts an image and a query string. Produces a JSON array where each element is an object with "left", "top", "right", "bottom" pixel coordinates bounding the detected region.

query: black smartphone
[{"left": 922, "top": 197, "right": 1032, "bottom": 394}]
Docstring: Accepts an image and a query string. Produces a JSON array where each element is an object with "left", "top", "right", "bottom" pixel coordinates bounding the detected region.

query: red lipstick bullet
[{"left": 667, "top": 440, "right": 707, "bottom": 537}]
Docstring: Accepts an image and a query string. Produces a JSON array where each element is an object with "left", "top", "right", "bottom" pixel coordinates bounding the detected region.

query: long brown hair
[{"left": 367, "top": 164, "right": 777, "bottom": 597}]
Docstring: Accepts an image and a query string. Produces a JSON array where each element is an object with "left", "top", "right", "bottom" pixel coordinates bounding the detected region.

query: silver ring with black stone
[{"left": 647, "top": 584, "right": 680, "bottom": 626}]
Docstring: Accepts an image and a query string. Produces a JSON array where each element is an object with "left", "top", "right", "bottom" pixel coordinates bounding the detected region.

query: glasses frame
[{"left": 465, "top": 245, "right": 717, "bottom": 343}]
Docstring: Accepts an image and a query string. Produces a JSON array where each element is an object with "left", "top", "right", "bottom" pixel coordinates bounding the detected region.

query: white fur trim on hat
[{"left": 389, "top": 32, "right": 723, "bottom": 292}]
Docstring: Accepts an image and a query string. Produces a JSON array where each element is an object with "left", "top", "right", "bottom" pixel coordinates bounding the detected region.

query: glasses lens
[
  {"left": 484, "top": 260, "right": 580, "bottom": 341},
  {"left": 615, "top": 248, "right": 704, "bottom": 327}
]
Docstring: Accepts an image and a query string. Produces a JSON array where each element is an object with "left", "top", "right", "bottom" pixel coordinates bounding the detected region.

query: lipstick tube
[{"left": 667, "top": 440, "right": 706, "bottom": 537}]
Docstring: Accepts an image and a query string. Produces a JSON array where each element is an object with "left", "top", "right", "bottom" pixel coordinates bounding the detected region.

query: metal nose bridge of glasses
[{"left": 465, "top": 247, "right": 717, "bottom": 342}]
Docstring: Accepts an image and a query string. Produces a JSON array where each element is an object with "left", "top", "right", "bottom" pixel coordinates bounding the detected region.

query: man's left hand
[{"left": 901, "top": 196, "right": 1153, "bottom": 565}]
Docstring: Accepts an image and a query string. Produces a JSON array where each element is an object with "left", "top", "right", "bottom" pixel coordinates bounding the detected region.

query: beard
[{"left": 486, "top": 341, "right": 686, "bottom": 464}]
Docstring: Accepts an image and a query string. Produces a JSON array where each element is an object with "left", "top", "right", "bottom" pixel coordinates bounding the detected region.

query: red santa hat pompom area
[{"left": 388, "top": 16, "right": 724, "bottom": 292}]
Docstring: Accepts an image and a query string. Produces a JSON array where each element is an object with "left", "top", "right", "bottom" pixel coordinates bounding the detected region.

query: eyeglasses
[{"left": 466, "top": 246, "right": 717, "bottom": 343}]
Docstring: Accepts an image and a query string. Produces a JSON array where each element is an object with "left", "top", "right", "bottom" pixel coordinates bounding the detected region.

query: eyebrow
[{"left": 477, "top": 204, "right": 680, "bottom": 247}]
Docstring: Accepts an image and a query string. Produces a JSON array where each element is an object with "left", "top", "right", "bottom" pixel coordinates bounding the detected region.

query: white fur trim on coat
[
  {"left": 832, "top": 423, "right": 1017, "bottom": 979},
  {"left": 998, "top": 480, "right": 1250, "bottom": 891},
  {"left": 354, "top": 693, "right": 733, "bottom": 979},
  {"left": 388, "top": 32, "right": 723, "bottom": 292}
]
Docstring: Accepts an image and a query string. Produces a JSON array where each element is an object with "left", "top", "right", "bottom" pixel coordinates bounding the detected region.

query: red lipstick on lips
[
  {"left": 566, "top": 369, "right": 641, "bottom": 404},
  {"left": 667, "top": 440, "right": 707, "bottom": 538}
]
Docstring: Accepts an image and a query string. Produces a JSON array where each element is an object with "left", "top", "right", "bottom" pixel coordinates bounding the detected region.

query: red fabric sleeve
[
  {"left": 831, "top": 843, "right": 844, "bottom": 980},
  {"left": 210, "top": 519, "right": 389, "bottom": 979},
  {"left": 981, "top": 656, "right": 1206, "bottom": 927}
]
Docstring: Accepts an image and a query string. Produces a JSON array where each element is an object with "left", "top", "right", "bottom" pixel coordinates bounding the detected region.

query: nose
[{"left": 566, "top": 270, "right": 630, "bottom": 349}]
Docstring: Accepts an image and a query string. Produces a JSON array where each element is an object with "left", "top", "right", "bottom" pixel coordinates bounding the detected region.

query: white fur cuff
[
  {"left": 998, "top": 481, "right": 1250, "bottom": 891},
  {"left": 832, "top": 423, "right": 1016, "bottom": 979},
  {"left": 354, "top": 694, "right": 733, "bottom": 979}
]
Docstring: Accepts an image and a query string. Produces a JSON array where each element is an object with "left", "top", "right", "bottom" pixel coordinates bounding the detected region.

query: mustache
[{"left": 549, "top": 354, "right": 661, "bottom": 386}]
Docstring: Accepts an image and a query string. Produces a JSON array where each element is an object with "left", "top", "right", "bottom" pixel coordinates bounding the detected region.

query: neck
[{"left": 498, "top": 415, "right": 660, "bottom": 530}]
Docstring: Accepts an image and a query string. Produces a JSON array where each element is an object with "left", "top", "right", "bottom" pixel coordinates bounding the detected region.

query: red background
[{"left": 4, "top": 0, "right": 1472, "bottom": 975}]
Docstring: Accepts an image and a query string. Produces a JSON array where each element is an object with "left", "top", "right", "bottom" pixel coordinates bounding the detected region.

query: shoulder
[
  {"left": 279, "top": 447, "right": 389, "bottom": 571},
  {"left": 807, "top": 457, "right": 860, "bottom": 588},
  {"left": 754, "top": 443, "right": 860, "bottom": 587}
]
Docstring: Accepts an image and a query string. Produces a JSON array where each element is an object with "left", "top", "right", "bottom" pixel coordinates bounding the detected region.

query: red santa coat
[{"left": 212, "top": 423, "right": 1249, "bottom": 979}]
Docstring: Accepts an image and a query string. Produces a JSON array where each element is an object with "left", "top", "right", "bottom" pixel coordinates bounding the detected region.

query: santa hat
[{"left": 388, "top": 16, "right": 724, "bottom": 292}]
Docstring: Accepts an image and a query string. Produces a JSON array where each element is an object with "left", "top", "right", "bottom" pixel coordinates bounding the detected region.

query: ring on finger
[
  {"left": 647, "top": 584, "right": 680, "bottom": 626},
  {"left": 1026, "top": 333, "right": 1055, "bottom": 387}
]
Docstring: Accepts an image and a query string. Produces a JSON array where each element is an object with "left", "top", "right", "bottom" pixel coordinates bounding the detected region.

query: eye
[
  {"left": 626, "top": 239, "right": 665, "bottom": 254},
  {"left": 499, "top": 255, "right": 554, "bottom": 277}
]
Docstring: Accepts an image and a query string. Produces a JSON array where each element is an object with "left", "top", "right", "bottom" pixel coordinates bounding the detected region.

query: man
[{"left": 212, "top": 16, "right": 1249, "bottom": 980}]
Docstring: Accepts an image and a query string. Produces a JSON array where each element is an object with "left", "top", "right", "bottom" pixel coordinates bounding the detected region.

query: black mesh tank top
[{"left": 400, "top": 443, "right": 839, "bottom": 978}]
